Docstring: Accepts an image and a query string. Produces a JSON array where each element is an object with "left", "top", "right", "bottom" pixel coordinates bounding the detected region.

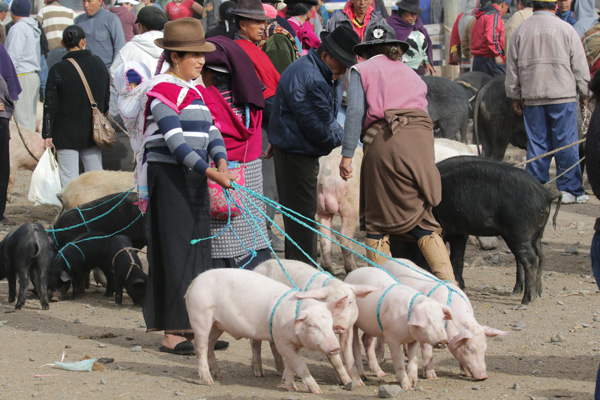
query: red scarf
[
  {"left": 146, "top": 81, "right": 202, "bottom": 114},
  {"left": 235, "top": 38, "right": 280, "bottom": 100},
  {"left": 198, "top": 85, "right": 263, "bottom": 162}
]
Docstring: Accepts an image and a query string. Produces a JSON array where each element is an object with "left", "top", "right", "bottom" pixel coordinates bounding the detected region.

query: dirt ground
[{"left": 1, "top": 163, "right": 599, "bottom": 400}]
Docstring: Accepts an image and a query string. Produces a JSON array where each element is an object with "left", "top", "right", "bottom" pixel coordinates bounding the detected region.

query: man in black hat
[{"left": 267, "top": 25, "right": 360, "bottom": 266}]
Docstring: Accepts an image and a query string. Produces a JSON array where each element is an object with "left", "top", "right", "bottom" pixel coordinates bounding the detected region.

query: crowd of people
[{"left": 0, "top": 0, "right": 597, "bottom": 379}]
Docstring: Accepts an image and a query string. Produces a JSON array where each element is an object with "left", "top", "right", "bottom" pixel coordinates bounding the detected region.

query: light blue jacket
[{"left": 6, "top": 17, "right": 41, "bottom": 75}]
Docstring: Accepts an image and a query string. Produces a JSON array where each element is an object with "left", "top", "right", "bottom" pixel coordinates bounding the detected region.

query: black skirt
[{"left": 143, "top": 162, "right": 212, "bottom": 334}]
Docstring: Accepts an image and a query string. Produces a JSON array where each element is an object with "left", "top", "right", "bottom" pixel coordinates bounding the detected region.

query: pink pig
[
  {"left": 185, "top": 269, "right": 348, "bottom": 394},
  {"left": 316, "top": 146, "right": 363, "bottom": 273},
  {"left": 344, "top": 267, "right": 451, "bottom": 390},
  {"left": 381, "top": 259, "right": 507, "bottom": 380},
  {"left": 254, "top": 259, "right": 382, "bottom": 386}
]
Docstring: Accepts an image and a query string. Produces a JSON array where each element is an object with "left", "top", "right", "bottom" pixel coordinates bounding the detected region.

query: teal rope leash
[
  {"left": 232, "top": 182, "right": 466, "bottom": 303},
  {"left": 377, "top": 283, "right": 400, "bottom": 332},
  {"left": 270, "top": 288, "right": 299, "bottom": 341}
]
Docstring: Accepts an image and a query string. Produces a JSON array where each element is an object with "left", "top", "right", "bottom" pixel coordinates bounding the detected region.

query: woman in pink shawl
[{"left": 286, "top": 1, "right": 321, "bottom": 55}]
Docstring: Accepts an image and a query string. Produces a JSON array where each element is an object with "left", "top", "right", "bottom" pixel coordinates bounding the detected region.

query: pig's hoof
[
  {"left": 356, "top": 379, "right": 365, "bottom": 387},
  {"left": 425, "top": 370, "right": 437, "bottom": 379},
  {"left": 409, "top": 376, "right": 419, "bottom": 386},
  {"left": 376, "top": 370, "right": 386, "bottom": 378},
  {"left": 284, "top": 382, "right": 298, "bottom": 392},
  {"left": 200, "top": 377, "right": 214, "bottom": 386},
  {"left": 308, "top": 386, "right": 323, "bottom": 394},
  {"left": 252, "top": 368, "right": 265, "bottom": 377},
  {"left": 399, "top": 378, "right": 412, "bottom": 390},
  {"left": 41, "top": 303, "right": 49, "bottom": 311}
]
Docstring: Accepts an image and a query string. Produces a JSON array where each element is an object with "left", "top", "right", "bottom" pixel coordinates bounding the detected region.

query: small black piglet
[{"left": 108, "top": 235, "right": 146, "bottom": 306}]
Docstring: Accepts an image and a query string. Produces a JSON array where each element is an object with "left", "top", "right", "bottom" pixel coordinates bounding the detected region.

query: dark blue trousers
[
  {"left": 523, "top": 102, "right": 584, "bottom": 196},
  {"left": 472, "top": 56, "right": 506, "bottom": 77}
]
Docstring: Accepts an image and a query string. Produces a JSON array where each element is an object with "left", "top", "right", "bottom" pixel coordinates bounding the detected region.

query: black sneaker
[{"left": 214, "top": 340, "right": 229, "bottom": 351}]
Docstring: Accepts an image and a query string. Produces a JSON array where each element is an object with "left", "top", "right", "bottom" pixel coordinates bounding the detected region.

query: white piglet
[
  {"left": 254, "top": 259, "right": 382, "bottom": 386},
  {"left": 382, "top": 259, "right": 507, "bottom": 380},
  {"left": 185, "top": 269, "right": 347, "bottom": 394},
  {"left": 344, "top": 267, "right": 451, "bottom": 390}
]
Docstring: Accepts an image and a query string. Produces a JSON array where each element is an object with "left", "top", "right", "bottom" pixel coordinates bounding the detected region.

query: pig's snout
[
  {"left": 328, "top": 345, "right": 341, "bottom": 356},
  {"left": 474, "top": 374, "right": 488, "bottom": 381},
  {"left": 333, "top": 325, "right": 345, "bottom": 334},
  {"left": 435, "top": 339, "right": 449, "bottom": 349}
]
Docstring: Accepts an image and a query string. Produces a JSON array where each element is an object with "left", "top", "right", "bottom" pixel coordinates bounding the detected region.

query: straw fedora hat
[
  {"left": 154, "top": 18, "right": 216, "bottom": 52},
  {"left": 229, "top": 0, "right": 268, "bottom": 20}
]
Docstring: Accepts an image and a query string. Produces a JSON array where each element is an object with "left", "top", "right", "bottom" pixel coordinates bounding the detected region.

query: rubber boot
[
  {"left": 417, "top": 232, "right": 458, "bottom": 285},
  {"left": 365, "top": 235, "right": 391, "bottom": 266}
]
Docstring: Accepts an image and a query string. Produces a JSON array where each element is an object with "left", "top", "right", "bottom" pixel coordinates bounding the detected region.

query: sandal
[{"left": 159, "top": 340, "right": 195, "bottom": 355}]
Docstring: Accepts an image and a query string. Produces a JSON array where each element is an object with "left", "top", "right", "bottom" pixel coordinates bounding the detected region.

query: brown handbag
[{"left": 67, "top": 58, "right": 116, "bottom": 149}]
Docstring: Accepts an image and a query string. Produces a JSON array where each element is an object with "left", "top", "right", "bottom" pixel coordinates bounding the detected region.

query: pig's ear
[
  {"left": 441, "top": 305, "right": 453, "bottom": 321},
  {"left": 408, "top": 306, "right": 427, "bottom": 328},
  {"left": 326, "top": 295, "right": 349, "bottom": 317},
  {"left": 449, "top": 329, "right": 473, "bottom": 347},
  {"left": 350, "top": 284, "right": 384, "bottom": 298},
  {"left": 60, "top": 271, "right": 71, "bottom": 282},
  {"left": 295, "top": 287, "right": 330, "bottom": 300},
  {"left": 482, "top": 326, "right": 508, "bottom": 337},
  {"left": 294, "top": 310, "right": 309, "bottom": 334}
]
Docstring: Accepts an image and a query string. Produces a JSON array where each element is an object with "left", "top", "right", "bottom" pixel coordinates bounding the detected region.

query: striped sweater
[{"left": 145, "top": 96, "right": 227, "bottom": 175}]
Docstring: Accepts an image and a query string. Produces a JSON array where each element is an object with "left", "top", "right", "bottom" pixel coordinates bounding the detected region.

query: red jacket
[{"left": 470, "top": 4, "right": 505, "bottom": 61}]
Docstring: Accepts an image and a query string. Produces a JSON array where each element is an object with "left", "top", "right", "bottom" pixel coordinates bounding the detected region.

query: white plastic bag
[{"left": 28, "top": 148, "right": 62, "bottom": 207}]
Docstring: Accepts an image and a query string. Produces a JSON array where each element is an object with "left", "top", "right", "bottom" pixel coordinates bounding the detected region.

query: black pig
[
  {"left": 435, "top": 156, "right": 561, "bottom": 305},
  {"left": 0, "top": 223, "right": 55, "bottom": 310}
]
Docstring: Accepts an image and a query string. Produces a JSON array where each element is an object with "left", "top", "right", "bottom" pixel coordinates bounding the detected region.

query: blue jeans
[
  {"left": 472, "top": 56, "right": 506, "bottom": 77},
  {"left": 592, "top": 230, "right": 600, "bottom": 399},
  {"left": 39, "top": 56, "right": 48, "bottom": 96},
  {"left": 523, "top": 102, "right": 584, "bottom": 196}
]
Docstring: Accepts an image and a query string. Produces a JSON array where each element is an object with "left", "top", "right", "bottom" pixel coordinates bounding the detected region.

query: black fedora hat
[
  {"left": 319, "top": 26, "right": 360, "bottom": 69},
  {"left": 284, "top": 0, "right": 318, "bottom": 5},
  {"left": 230, "top": 0, "right": 268, "bottom": 20},
  {"left": 353, "top": 24, "right": 409, "bottom": 55},
  {"left": 396, "top": 0, "right": 423, "bottom": 14}
]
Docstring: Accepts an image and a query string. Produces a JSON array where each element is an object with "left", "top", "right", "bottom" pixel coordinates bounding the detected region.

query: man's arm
[
  {"left": 570, "top": 29, "right": 591, "bottom": 98},
  {"left": 290, "top": 79, "right": 343, "bottom": 152},
  {"left": 504, "top": 28, "right": 521, "bottom": 101},
  {"left": 109, "top": 16, "right": 126, "bottom": 65}
]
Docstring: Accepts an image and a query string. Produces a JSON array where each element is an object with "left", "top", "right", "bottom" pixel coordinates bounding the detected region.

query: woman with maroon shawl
[
  {"left": 200, "top": 36, "right": 271, "bottom": 269},
  {"left": 387, "top": 0, "right": 435, "bottom": 75}
]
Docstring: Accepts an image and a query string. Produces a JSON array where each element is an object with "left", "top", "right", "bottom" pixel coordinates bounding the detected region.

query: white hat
[{"left": 116, "top": 0, "right": 140, "bottom": 5}]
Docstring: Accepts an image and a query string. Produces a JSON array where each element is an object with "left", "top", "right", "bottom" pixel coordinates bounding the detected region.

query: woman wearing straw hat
[
  {"left": 338, "top": 24, "right": 457, "bottom": 285},
  {"left": 118, "top": 17, "right": 234, "bottom": 355}
]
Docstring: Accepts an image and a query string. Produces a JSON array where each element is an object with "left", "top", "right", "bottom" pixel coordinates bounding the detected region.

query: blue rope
[
  {"left": 231, "top": 182, "right": 467, "bottom": 303},
  {"left": 322, "top": 275, "right": 334, "bottom": 287},
  {"left": 407, "top": 292, "right": 424, "bottom": 322},
  {"left": 47, "top": 189, "right": 136, "bottom": 240},
  {"left": 76, "top": 208, "right": 89, "bottom": 232},
  {"left": 55, "top": 213, "right": 143, "bottom": 271},
  {"left": 304, "top": 271, "right": 332, "bottom": 291},
  {"left": 270, "top": 288, "right": 299, "bottom": 341},
  {"left": 56, "top": 242, "right": 86, "bottom": 271},
  {"left": 74, "top": 189, "right": 135, "bottom": 212},
  {"left": 377, "top": 283, "right": 400, "bottom": 332}
]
